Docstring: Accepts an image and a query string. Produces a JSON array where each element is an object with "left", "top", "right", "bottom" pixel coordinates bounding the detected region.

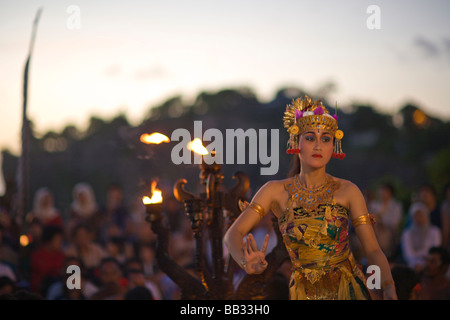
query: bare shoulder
[
  {"left": 253, "top": 178, "right": 292, "bottom": 217},
  {"left": 330, "top": 176, "right": 364, "bottom": 209},
  {"left": 256, "top": 178, "right": 291, "bottom": 200},
  {"left": 333, "top": 176, "right": 361, "bottom": 193}
]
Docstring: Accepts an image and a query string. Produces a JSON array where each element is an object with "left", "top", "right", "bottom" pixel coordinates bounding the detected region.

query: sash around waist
[
  {"left": 291, "top": 248, "right": 350, "bottom": 270},
  {"left": 290, "top": 250, "right": 356, "bottom": 286}
]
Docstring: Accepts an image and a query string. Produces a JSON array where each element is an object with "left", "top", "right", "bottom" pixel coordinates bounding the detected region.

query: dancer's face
[{"left": 298, "top": 129, "right": 333, "bottom": 169}]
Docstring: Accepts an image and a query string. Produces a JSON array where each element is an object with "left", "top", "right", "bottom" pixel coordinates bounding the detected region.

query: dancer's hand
[{"left": 242, "top": 233, "right": 269, "bottom": 274}]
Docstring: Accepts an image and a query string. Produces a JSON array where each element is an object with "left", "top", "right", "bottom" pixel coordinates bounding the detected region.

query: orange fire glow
[
  {"left": 140, "top": 132, "right": 170, "bottom": 144},
  {"left": 142, "top": 181, "right": 163, "bottom": 204},
  {"left": 187, "top": 138, "right": 208, "bottom": 155}
]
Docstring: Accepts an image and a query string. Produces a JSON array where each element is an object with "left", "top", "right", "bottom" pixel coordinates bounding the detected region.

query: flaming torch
[
  {"left": 142, "top": 181, "right": 163, "bottom": 223},
  {"left": 140, "top": 135, "right": 288, "bottom": 299},
  {"left": 140, "top": 132, "right": 170, "bottom": 145}
]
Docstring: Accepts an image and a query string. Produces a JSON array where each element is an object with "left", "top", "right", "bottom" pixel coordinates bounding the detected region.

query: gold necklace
[{"left": 287, "top": 174, "right": 340, "bottom": 213}]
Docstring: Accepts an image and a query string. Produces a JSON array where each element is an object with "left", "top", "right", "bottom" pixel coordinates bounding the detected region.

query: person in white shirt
[{"left": 401, "top": 201, "right": 441, "bottom": 271}]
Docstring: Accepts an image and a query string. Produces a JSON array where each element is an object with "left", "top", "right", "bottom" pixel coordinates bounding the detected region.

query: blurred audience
[
  {"left": 124, "top": 285, "right": 153, "bottom": 300},
  {"left": 0, "top": 224, "right": 18, "bottom": 276},
  {"left": 105, "top": 236, "right": 134, "bottom": 265},
  {"left": 64, "top": 223, "right": 107, "bottom": 279},
  {"left": 169, "top": 217, "right": 195, "bottom": 267},
  {"left": 368, "top": 183, "right": 403, "bottom": 259},
  {"left": 29, "top": 225, "right": 66, "bottom": 296},
  {"left": 416, "top": 247, "right": 450, "bottom": 300},
  {"left": 137, "top": 242, "right": 158, "bottom": 277},
  {"left": 89, "top": 257, "right": 127, "bottom": 300},
  {"left": 98, "top": 183, "right": 129, "bottom": 245},
  {"left": 418, "top": 184, "right": 441, "bottom": 230},
  {"left": 27, "top": 187, "right": 63, "bottom": 227},
  {"left": 67, "top": 183, "right": 102, "bottom": 239},
  {"left": 46, "top": 256, "right": 98, "bottom": 300},
  {"left": 390, "top": 264, "right": 420, "bottom": 300},
  {"left": 401, "top": 201, "right": 441, "bottom": 271},
  {"left": 124, "top": 257, "right": 162, "bottom": 300},
  {"left": 125, "top": 196, "right": 157, "bottom": 244},
  {"left": 0, "top": 178, "right": 448, "bottom": 300}
]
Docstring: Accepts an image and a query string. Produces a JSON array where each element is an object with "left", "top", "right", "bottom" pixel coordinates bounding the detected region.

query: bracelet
[
  {"left": 248, "top": 202, "right": 265, "bottom": 220},
  {"left": 351, "top": 213, "right": 376, "bottom": 228}
]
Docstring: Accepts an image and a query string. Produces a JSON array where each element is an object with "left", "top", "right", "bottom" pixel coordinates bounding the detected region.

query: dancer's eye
[{"left": 304, "top": 135, "right": 315, "bottom": 142}]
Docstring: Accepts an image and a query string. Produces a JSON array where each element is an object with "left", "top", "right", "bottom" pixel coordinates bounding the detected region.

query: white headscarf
[
  {"left": 71, "top": 183, "right": 98, "bottom": 218},
  {"left": 33, "top": 187, "right": 58, "bottom": 221}
]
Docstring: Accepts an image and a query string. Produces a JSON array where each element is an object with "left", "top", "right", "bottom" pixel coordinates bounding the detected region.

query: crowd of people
[
  {"left": 352, "top": 182, "right": 450, "bottom": 299},
  {"left": 0, "top": 182, "right": 193, "bottom": 300},
  {"left": 0, "top": 180, "right": 449, "bottom": 300}
]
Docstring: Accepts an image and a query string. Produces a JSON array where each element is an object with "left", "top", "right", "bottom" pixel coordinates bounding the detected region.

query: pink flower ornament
[{"left": 295, "top": 110, "right": 303, "bottom": 119}]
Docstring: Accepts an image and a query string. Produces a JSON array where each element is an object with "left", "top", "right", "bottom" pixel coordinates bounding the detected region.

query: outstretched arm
[
  {"left": 347, "top": 182, "right": 398, "bottom": 300},
  {"left": 224, "top": 181, "right": 276, "bottom": 274}
]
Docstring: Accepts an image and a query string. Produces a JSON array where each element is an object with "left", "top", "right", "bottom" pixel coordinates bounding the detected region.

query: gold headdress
[{"left": 283, "top": 95, "right": 345, "bottom": 159}]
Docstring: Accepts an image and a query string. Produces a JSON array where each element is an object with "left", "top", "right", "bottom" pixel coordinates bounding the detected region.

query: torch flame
[
  {"left": 142, "top": 181, "right": 163, "bottom": 204},
  {"left": 187, "top": 138, "right": 208, "bottom": 155},
  {"left": 140, "top": 132, "right": 170, "bottom": 144}
]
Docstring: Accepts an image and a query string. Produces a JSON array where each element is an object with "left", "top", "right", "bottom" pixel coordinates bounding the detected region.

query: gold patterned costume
[{"left": 279, "top": 175, "right": 371, "bottom": 300}]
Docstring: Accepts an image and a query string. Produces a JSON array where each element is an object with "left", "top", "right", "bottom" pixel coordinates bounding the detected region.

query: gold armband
[
  {"left": 351, "top": 214, "right": 376, "bottom": 228},
  {"left": 238, "top": 200, "right": 265, "bottom": 220},
  {"left": 248, "top": 202, "right": 265, "bottom": 220}
]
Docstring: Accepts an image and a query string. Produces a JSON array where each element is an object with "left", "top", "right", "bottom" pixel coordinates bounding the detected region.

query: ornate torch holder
[
  {"left": 145, "top": 160, "right": 288, "bottom": 300},
  {"left": 144, "top": 203, "right": 163, "bottom": 224}
]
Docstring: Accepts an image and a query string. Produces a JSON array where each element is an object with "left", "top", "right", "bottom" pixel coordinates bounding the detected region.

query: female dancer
[{"left": 224, "top": 96, "right": 397, "bottom": 300}]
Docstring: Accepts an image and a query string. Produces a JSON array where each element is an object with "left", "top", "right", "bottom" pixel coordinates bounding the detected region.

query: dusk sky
[{"left": 1, "top": 0, "right": 450, "bottom": 193}]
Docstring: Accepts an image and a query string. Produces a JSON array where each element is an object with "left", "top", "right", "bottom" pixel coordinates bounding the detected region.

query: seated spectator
[
  {"left": 27, "top": 187, "right": 63, "bottom": 227},
  {"left": 169, "top": 218, "right": 195, "bottom": 267},
  {"left": 124, "top": 257, "right": 162, "bottom": 300},
  {"left": 46, "top": 256, "right": 98, "bottom": 300},
  {"left": 390, "top": 264, "right": 420, "bottom": 300},
  {"left": 401, "top": 202, "right": 441, "bottom": 271},
  {"left": 418, "top": 184, "right": 441, "bottom": 230},
  {"left": 89, "top": 257, "right": 127, "bottom": 300},
  {"left": 368, "top": 183, "right": 403, "bottom": 259},
  {"left": 29, "top": 225, "right": 66, "bottom": 296},
  {"left": 98, "top": 183, "right": 129, "bottom": 245},
  {"left": 66, "top": 183, "right": 102, "bottom": 239},
  {"left": 124, "top": 285, "right": 153, "bottom": 300},
  {"left": 137, "top": 242, "right": 158, "bottom": 277},
  {"left": 105, "top": 236, "right": 129, "bottom": 265},
  {"left": 64, "top": 223, "right": 107, "bottom": 280},
  {"left": 417, "top": 247, "right": 450, "bottom": 300}
]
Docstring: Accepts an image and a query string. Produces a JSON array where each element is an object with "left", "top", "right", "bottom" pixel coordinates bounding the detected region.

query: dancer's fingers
[
  {"left": 243, "top": 238, "right": 249, "bottom": 257},
  {"left": 261, "top": 234, "right": 269, "bottom": 254},
  {"left": 248, "top": 233, "right": 258, "bottom": 252},
  {"left": 246, "top": 236, "right": 253, "bottom": 253}
]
